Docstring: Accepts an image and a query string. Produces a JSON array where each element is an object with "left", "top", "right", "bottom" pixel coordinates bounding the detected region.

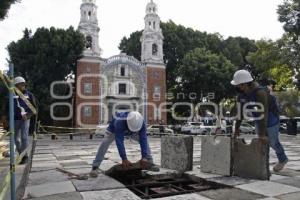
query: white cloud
[{"left": 0, "top": 0, "right": 285, "bottom": 70}]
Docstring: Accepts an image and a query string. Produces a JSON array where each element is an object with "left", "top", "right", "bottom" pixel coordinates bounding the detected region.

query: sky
[{"left": 0, "top": 0, "right": 285, "bottom": 70}]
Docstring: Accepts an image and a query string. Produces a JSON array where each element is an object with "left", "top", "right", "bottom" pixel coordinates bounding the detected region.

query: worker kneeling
[{"left": 90, "top": 111, "right": 159, "bottom": 178}]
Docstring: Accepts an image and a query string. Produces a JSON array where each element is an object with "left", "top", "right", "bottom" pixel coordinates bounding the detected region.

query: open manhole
[{"left": 106, "top": 166, "right": 228, "bottom": 199}]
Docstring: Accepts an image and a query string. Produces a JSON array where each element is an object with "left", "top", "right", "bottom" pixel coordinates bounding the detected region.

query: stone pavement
[{"left": 21, "top": 133, "right": 300, "bottom": 200}]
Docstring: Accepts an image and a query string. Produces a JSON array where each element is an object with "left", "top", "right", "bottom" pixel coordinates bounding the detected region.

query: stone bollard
[
  {"left": 161, "top": 136, "right": 193, "bottom": 172},
  {"left": 201, "top": 136, "right": 232, "bottom": 176},
  {"left": 233, "top": 138, "right": 270, "bottom": 180}
]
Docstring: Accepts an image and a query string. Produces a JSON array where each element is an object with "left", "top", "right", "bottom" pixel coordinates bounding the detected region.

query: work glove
[{"left": 121, "top": 159, "right": 132, "bottom": 170}]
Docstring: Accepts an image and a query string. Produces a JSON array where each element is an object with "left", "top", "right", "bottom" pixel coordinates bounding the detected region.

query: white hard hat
[
  {"left": 231, "top": 70, "right": 253, "bottom": 85},
  {"left": 127, "top": 111, "right": 144, "bottom": 132},
  {"left": 14, "top": 76, "right": 26, "bottom": 85}
]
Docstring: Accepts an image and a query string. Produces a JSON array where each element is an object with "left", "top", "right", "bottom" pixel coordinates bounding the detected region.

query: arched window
[
  {"left": 152, "top": 43, "right": 158, "bottom": 56},
  {"left": 86, "top": 36, "right": 93, "bottom": 49}
]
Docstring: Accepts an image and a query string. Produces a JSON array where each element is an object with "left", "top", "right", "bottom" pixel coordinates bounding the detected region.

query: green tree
[
  {"left": 177, "top": 48, "right": 236, "bottom": 104},
  {"left": 247, "top": 39, "right": 294, "bottom": 90},
  {"left": 7, "top": 27, "right": 85, "bottom": 124},
  {"left": 0, "top": 0, "right": 19, "bottom": 20},
  {"left": 221, "top": 36, "right": 257, "bottom": 67},
  {"left": 278, "top": 0, "right": 300, "bottom": 36},
  {"left": 119, "top": 31, "right": 143, "bottom": 61},
  {"left": 119, "top": 21, "right": 257, "bottom": 91},
  {"left": 278, "top": 0, "right": 300, "bottom": 87}
]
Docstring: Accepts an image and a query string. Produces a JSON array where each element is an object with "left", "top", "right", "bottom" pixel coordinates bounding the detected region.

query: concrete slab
[
  {"left": 161, "top": 136, "right": 193, "bottom": 172},
  {"left": 275, "top": 191, "right": 300, "bottom": 200},
  {"left": 80, "top": 189, "right": 141, "bottom": 200},
  {"left": 236, "top": 181, "right": 300, "bottom": 197},
  {"left": 26, "top": 192, "right": 83, "bottom": 200},
  {"left": 155, "top": 193, "right": 211, "bottom": 200},
  {"left": 60, "top": 160, "right": 88, "bottom": 167},
  {"left": 143, "top": 168, "right": 180, "bottom": 180},
  {"left": 185, "top": 170, "right": 222, "bottom": 180},
  {"left": 72, "top": 174, "right": 125, "bottom": 192},
  {"left": 201, "top": 136, "right": 231, "bottom": 176},
  {"left": 207, "top": 176, "right": 256, "bottom": 186},
  {"left": 28, "top": 170, "right": 68, "bottom": 186},
  {"left": 198, "top": 188, "right": 265, "bottom": 200},
  {"left": 274, "top": 177, "right": 300, "bottom": 188},
  {"left": 233, "top": 138, "right": 270, "bottom": 180},
  {"left": 24, "top": 181, "right": 76, "bottom": 198}
]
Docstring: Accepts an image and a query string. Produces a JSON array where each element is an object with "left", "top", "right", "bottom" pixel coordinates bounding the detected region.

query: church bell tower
[
  {"left": 78, "top": 0, "right": 101, "bottom": 57},
  {"left": 141, "top": 0, "right": 167, "bottom": 125}
]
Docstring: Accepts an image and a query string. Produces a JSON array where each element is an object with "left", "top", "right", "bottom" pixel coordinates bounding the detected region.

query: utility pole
[{"left": 9, "top": 63, "right": 16, "bottom": 200}]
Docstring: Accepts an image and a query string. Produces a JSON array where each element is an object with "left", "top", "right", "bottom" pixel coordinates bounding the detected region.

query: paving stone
[
  {"left": 233, "top": 138, "right": 270, "bottom": 180},
  {"left": 143, "top": 168, "right": 180, "bottom": 180},
  {"left": 60, "top": 160, "right": 88, "bottom": 167},
  {"left": 26, "top": 192, "right": 83, "bottom": 200},
  {"left": 269, "top": 174, "right": 290, "bottom": 181},
  {"left": 201, "top": 136, "right": 231, "bottom": 176},
  {"left": 65, "top": 167, "right": 91, "bottom": 175},
  {"left": 56, "top": 155, "right": 81, "bottom": 161},
  {"left": 198, "top": 188, "right": 265, "bottom": 200},
  {"left": 28, "top": 170, "right": 68, "bottom": 186},
  {"left": 184, "top": 171, "right": 222, "bottom": 181},
  {"left": 72, "top": 174, "right": 125, "bottom": 192},
  {"left": 155, "top": 193, "right": 211, "bottom": 200},
  {"left": 207, "top": 176, "right": 256, "bottom": 186},
  {"left": 24, "top": 181, "right": 76, "bottom": 198},
  {"left": 274, "top": 177, "right": 300, "bottom": 188},
  {"left": 80, "top": 188, "right": 140, "bottom": 200},
  {"left": 63, "top": 165, "right": 91, "bottom": 170},
  {"left": 236, "top": 181, "right": 300, "bottom": 197},
  {"left": 275, "top": 191, "right": 300, "bottom": 200},
  {"left": 161, "top": 136, "right": 193, "bottom": 172}
]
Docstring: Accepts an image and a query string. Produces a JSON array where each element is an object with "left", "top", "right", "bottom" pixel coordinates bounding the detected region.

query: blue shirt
[
  {"left": 106, "top": 112, "right": 148, "bottom": 161},
  {"left": 13, "top": 90, "right": 34, "bottom": 120}
]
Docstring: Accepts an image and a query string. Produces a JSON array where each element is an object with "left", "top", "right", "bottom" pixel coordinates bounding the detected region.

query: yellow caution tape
[
  {"left": 0, "top": 70, "right": 37, "bottom": 115},
  {"left": 0, "top": 171, "right": 10, "bottom": 200}
]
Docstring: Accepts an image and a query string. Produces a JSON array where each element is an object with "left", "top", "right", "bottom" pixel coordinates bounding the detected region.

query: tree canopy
[
  {"left": 0, "top": 0, "right": 18, "bottom": 20},
  {"left": 119, "top": 21, "right": 257, "bottom": 93},
  {"left": 7, "top": 27, "right": 85, "bottom": 124}
]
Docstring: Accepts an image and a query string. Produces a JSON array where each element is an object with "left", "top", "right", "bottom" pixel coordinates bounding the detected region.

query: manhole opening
[{"left": 108, "top": 169, "right": 227, "bottom": 199}]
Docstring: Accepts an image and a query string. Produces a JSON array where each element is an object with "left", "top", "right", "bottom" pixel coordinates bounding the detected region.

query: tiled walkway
[{"left": 22, "top": 134, "right": 300, "bottom": 200}]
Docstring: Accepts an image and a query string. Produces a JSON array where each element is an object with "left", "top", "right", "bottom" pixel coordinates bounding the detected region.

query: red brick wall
[
  {"left": 75, "top": 60, "right": 101, "bottom": 127},
  {"left": 146, "top": 67, "right": 167, "bottom": 125}
]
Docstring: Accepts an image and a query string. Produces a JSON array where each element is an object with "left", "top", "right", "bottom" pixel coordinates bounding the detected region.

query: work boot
[
  {"left": 273, "top": 159, "right": 288, "bottom": 172},
  {"left": 90, "top": 167, "right": 101, "bottom": 178},
  {"left": 145, "top": 163, "right": 160, "bottom": 172},
  {"left": 20, "top": 156, "right": 28, "bottom": 165}
]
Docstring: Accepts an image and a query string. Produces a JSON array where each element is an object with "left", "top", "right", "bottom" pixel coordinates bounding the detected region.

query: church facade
[{"left": 75, "top": 0, "right": 167, "bottom": 127}]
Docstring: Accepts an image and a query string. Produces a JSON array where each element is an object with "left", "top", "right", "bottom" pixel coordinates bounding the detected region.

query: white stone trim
[
  {"left": 79, "top": 57, "right": 102, "bottom": 64},
  {"left": 146, "top": 63, "right": 166, "bottom": 69}
]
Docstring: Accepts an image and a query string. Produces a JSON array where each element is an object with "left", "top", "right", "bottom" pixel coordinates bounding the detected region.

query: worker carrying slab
[
  {"left": 90, "top": 111, "right": 159, "bottom": 178},
  {"left": 231, "top": 70, "right": 288, "bottom": 172}
]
